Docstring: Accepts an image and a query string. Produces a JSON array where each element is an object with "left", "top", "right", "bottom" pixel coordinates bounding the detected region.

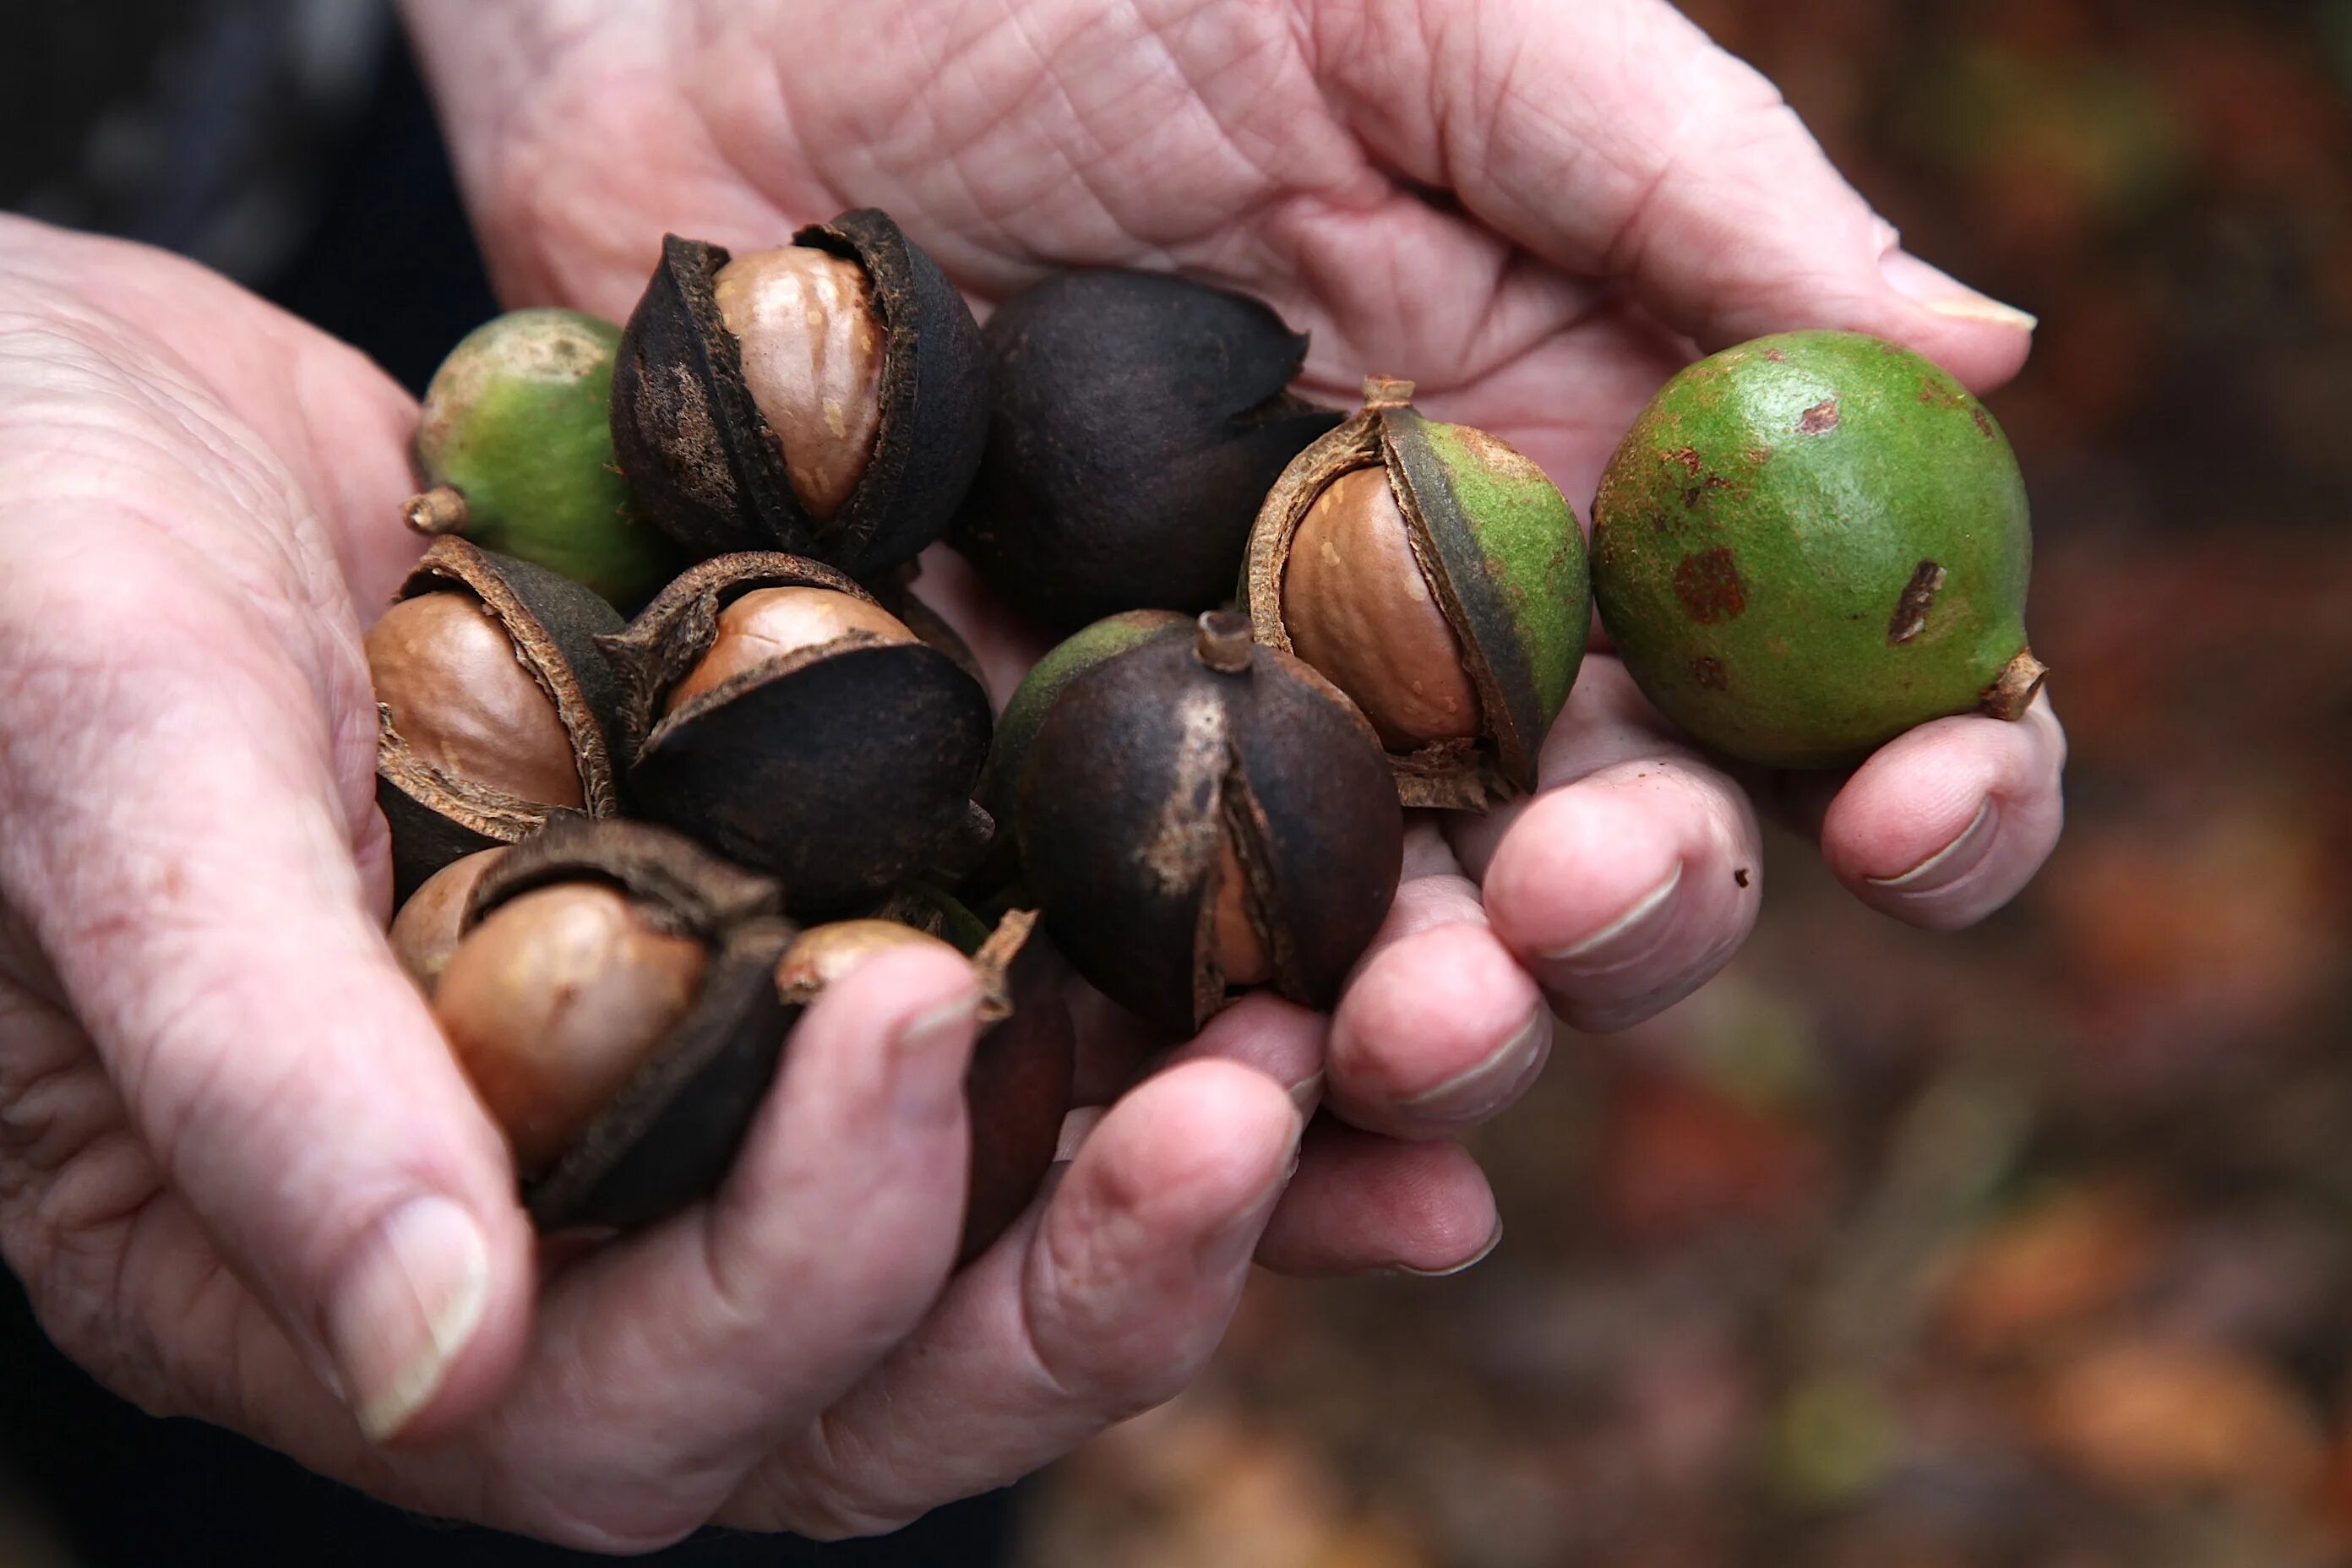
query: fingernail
[
  {"left": 1288, "top": 1071, "right": 1326, "bottom": 1116},
  {"left": 1926, "top": 296, "right": 2039, "bottom": 331},
  {"left": 1197, "top": 1108, "right": 1306, "bottom": 1277},
  {"left": 324, "top": 1195, "right": 490, "bottom": 1443},
  {"left": 1388, "top": 1219, "right": 1505, "bottom": 1279},
  {"left": 1868, "top": 798, "right": 2000, "bottom": 893},
  {"left": 1401, "top": 1007, "right": 1550, "bottom": 1123},
  {"left": 1881, "top": 250, "right": 2039, "bottom": 331},
  {"left": 1541, "top": 863, "right": 1683, "bottom": 971},
  {"left": 892, "top": 992, "right": 980, "bottom": 1120}
]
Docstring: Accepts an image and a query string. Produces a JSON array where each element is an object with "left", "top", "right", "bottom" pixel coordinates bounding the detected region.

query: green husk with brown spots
[{"left": 1592, "top": 331, "right": 2039, "bottom": 770}]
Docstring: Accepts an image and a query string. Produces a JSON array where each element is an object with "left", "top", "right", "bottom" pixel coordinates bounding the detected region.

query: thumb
[
  {"left": 0, "top": 527, "right": 536, "bottom": 1445},
  {"left": 1319, "top": 0, "right": 2034, "bottom": 389}
]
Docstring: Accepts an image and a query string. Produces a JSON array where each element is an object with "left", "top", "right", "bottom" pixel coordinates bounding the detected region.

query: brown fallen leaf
[
  {"left": 1935, "top": 1181, "right": 2164, "bottom": 1357},
  {"left": 2033, "top": 1337, "right": 2326, "bottom": 1502}
]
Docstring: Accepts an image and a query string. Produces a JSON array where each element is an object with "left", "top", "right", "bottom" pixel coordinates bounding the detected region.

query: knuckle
[
  {"left": 736, "top": 1419, "right": 925, "bottom": 1543},
  {"left": 1026, "top": 1233, "right": 1206, "bottom": 1419}
]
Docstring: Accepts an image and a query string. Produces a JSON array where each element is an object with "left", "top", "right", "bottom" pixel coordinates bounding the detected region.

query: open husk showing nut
[
  {"left": 608, "top": 210, "right": 989, "bottom": 578},
  {"left": 596, "top": 553, "right": 995, "bottom": 914},
  {"left": 1015, "top": 612, "right": 1402, "bottom": 1036},
  {"left": 429, "top": 819, "right": 796, "bottom": 1231},
  {"left": 370, "top": 537, "right": 629, "bottom": 905},
  {"left": 1244, "top": 377, "right": 1589, "bottom": 810}
]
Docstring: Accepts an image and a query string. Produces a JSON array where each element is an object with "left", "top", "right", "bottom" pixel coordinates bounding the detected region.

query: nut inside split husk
[
  {"left": 437, "top": 882, "right": 709, "bottom": 1177},
  {"left": 1245, "top": 377, "right": 1589, "bottom": 810},
  {"left": 664, "top": 585, "right": 917, "bottom": 714},
  {"left": 1015, "top": 612, "right": 1402, "bottom": 1034},
  {"left": 711, "top": 248, "right": 886, "bottom": 521},
  {"left": 609, "top": 210, "right": 989, "bottom": 577},
  {"left": 373, "top": 538, "right": 629, "bottom": 906},
  {"left": 368, "top": 592, "right": 583, "bottom": 808},
  {"left": 772, "top": 906, "right": 1073, "bottom": 1261},
  {"left": 431, "top": 819, "right": 795, "bottom": 1231},
  {"left": 597, "top": 553, "right": 994, "bottom": 913},
  {"left": 1281, "top": 465, "right": 1482, "bottom": 750}
]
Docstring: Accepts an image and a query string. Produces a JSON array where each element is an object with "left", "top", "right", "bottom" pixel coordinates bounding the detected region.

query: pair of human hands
[{"left": 0, "top": 0, "right": 2065, "bottom": 1550}]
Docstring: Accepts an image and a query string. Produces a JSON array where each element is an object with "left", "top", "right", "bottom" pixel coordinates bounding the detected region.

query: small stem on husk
[
  {"left": 1981, "top": 647, "right": 2049, "bottom": 721},
  {"left": 1195, "top": 612, "right": 1255, "bottom": 674},
  {"left": 404, "top": 486, "right": 471, "bottom": 536},
  {"left": 1360, "top": 375, "right": 1415, "bottom": 411}
]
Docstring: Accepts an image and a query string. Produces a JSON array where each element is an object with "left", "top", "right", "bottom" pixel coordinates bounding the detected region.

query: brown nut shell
[
  {"left": 1280, "top": 466, "right": 1483, "bottom": 749},
  {"left": 460, "top": 819, "right": 796, "bottom": 1232},
  {"left": 436, "top": 883, "right": 709, "bottom": 1178},
  {"left": 774, "top": 917, "right": 954, "bottom": 996},
  {"left": 598, "top": 553, "right": 994, "bottom": 913},
  {"left": 1015, "top": 612, "right": 1402, "bottom": 1035},
  {"left": 609, "top": 211, "right": 988, "bottom": 577},
  {"left": 374, "top": 538, "right": 628, "bottom": 905},
  {"left": 665, "top": 585, "right": 916, "bottom": 714},
  {"left": 712, "top": 248, "right": 886, "bottom": 521},
  {"left": 388, "top": 846, "right": 509, "bottom": 994},
  {"left": 367, "top": 593, "right": 585, "bottom": 807}
]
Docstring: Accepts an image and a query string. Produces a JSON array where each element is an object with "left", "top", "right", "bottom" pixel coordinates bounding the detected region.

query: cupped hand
[
  {"left": 0, "top": 218, "right": 1313, "bottom": 1547},
  {"left": 406, "top": 0, "right": 2066, "bottom": 1254}
]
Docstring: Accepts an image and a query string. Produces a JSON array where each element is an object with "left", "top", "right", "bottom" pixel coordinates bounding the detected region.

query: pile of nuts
[{"left": 377, "top": 208, "right": 2038, "bottom": 1255}]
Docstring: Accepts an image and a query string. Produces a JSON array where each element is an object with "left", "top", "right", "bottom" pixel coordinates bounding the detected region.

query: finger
[
  {"left": 1325, "top": 824, "right": 1550, "bottom": 1140},
  {"left": 718, "top": 1059, "right": 1302, "bottom": 1539},
  {"left": 0, "top": 536, "right": 535, "bottom": 1446},
  {"left": 1162, "top": 992, "right": 1327, "bottom": 1112},
  {"left": 507, "top": 945, "right": 981, "bottom": 1505},
  {"left": 1819, "top": 694, "right": 2067, "bottom": 930},
  {"left": 1255, "top": 1119, "right": 1499, "bottom": 1277},
  {"left": 1311, "top": 0, "right": 2034, "bottom": 387},
  {"left": 1460, "top": 660, "right": 1764, "bottom": 1033}
]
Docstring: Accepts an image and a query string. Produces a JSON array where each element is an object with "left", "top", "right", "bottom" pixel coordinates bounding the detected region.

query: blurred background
[{"left": 5, "top": 0, "right": 2352, "bottom": 1565}]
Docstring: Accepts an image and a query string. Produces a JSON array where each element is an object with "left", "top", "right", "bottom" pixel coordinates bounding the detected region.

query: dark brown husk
[
  {"left": 948, "top": 270, "right": 1342, "bottom": 634},
  {"left": 1014, "top": 613, "right": 1402, "bottom": 1035},
  {"left": 607, "top": 211, "right": 988, "bottom": 577},
  {"left": 596, "top": 553, "right": 994, "bottom": 913}
]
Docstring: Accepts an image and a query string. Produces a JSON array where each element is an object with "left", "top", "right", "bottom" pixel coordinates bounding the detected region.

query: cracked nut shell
[
  {"left": 371, "top": 538, "right": 628, "bottom": 906},
  {"left": 1014, "top": 612, "right": 1402, "bottom": 1035},
  {"left": 436, "top": 819, "right": 797, "bottom": 1231},
  {"left": 950, "top": 270, "right": 1342, "bottom": 634},
  {"left": 609, "top": 210, "right": 988, "bottom": 578},
  {"left": 597, "top": 553, "right": 994, "bottom": 913},
  {"left": 1244, "top": 378, "right": 1589, "bottom": 810}
]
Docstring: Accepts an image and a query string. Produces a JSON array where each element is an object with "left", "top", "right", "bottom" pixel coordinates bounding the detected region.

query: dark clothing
[{"left": 1, "top": 1266, "right": 1013, "bottom": 1566}]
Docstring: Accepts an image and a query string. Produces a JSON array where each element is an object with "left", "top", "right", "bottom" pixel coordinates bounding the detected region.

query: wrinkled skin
[{"left": 0, "top": 0, "right": 2065, "bottom": 1552}]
